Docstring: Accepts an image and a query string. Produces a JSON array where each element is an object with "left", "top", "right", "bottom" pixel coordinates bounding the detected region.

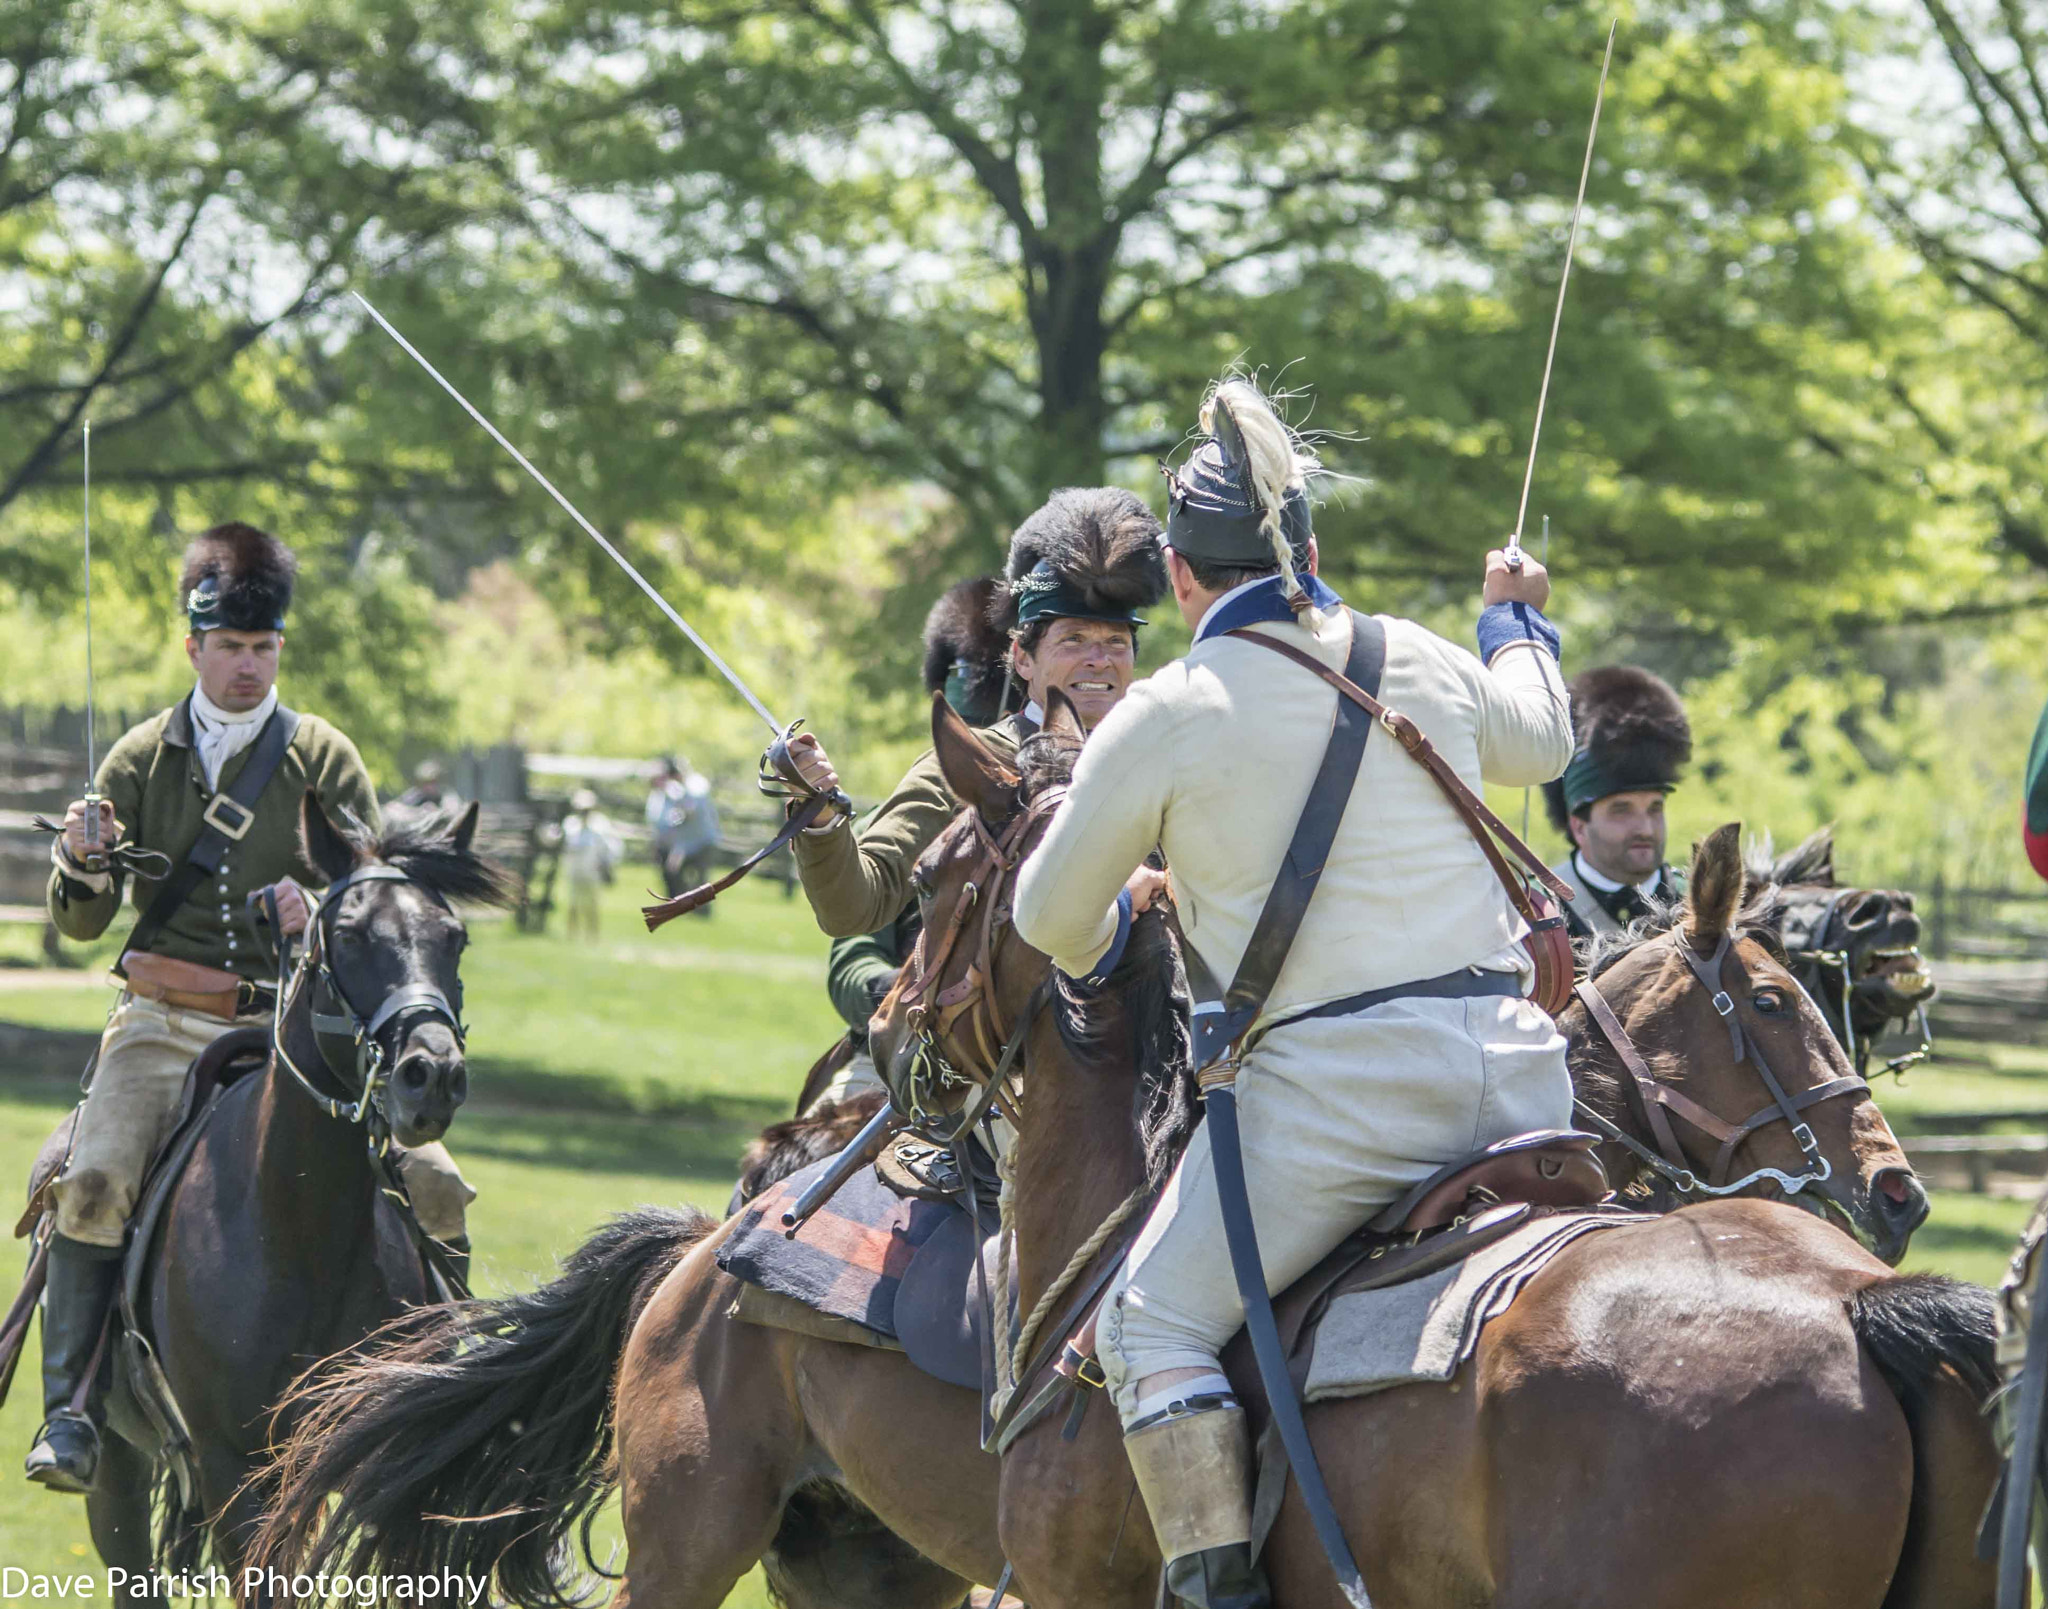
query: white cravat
[{"left": 190, "top": 683, "right": 278, "bottom": 790}]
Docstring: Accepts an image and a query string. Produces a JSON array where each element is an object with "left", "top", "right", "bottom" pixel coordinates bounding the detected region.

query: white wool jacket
[{"left": 1013, "top": 603, "right": 1572, "bottom": 1023}]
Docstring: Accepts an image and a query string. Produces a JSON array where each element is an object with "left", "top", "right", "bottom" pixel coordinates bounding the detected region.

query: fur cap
[
  {"left": 180, "top": 523, "right": 296, "bottom": 632},
  {"left": 1544, "top": 665, "right": 1693, "bottom": 832},
  {"left": 991, "top": 487, "right": 1168, "bottom": 636},
  {"left": 922, "top": 576, "right": 1012, "bottom": 725}
]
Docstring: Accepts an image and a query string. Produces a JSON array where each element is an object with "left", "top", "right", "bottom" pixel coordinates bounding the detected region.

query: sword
[
  {"left": 79, "top": 421, "right": 104, "bottom": 865},
  {"left": 351, "top": 292, "right": 848, "bottom": 811},
  {"left": 1505, "top": 21, "right": 1617, "bottom": 573}
]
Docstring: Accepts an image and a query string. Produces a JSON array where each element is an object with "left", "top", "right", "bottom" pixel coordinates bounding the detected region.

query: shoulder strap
[
  {"left": 1193, "top": 612, "right": 1385, "bottom": 1067},
  {"left": 1225, "top": 622, "right": 1574, "bottom": 912},
  {"left": 123, "top": 702, "right": 302, "bottom": 962}
]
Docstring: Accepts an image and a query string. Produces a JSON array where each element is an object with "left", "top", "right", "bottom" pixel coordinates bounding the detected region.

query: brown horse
[{"left": 248, "top": 717, "right": 1988, "bottom": 1609}]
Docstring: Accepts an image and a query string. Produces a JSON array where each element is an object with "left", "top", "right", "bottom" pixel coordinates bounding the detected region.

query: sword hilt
[
  {"left": 79, "top": 789, "right": 105, "bottom": 865},
  {"left": 759, "top": 718, "right": 854, "bottom": 819},
  {"left": 1502, "top": 536, "right": 1525, "bottom": 574}
]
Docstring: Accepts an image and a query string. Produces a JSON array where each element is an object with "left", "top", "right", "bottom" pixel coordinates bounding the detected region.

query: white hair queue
[{"left": 1201, "top": 377, "right": 1325, "bottom": 630}]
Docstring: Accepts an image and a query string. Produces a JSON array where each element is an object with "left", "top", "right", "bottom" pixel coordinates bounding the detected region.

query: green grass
[
  {"left": 0, "top": 875, "right": 2046, "bottom": 1597},
  {"left": 0, "top": 875, "right": 828, "bottom": 1600}
]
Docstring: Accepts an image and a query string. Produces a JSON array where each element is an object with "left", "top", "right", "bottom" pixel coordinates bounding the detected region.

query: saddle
[
  {"left": 1046, "top": 1128, "right": 1607, "bottom": 1396},
  {"left": 725, "top": 1127, "right": 1608, "bottom": 1413}
]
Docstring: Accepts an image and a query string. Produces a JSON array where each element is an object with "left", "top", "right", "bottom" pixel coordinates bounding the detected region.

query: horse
[
  {"left": 57, "top": 793, "right": 513, "bottom": 1595},
  {"left": 246, "top": 706, "right": 1980, "bottom": 1609},
  {"left": 1756, "top": 828, "right": 1936, "bottom": 1077}
]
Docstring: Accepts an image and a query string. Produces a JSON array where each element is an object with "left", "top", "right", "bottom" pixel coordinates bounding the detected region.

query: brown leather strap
[
  {"left": 642, "top": 789, "right": 835, "bottom": 929},
  {"left": 1224, "top": 627, "right": 1576, "bottom": 910},
  {"left": 1573, "top": 977, "right": 1688, "bottom": 1166}
]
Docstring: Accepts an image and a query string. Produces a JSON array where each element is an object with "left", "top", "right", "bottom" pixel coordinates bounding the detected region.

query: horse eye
[
  {"left": 1752, "top": 990, "right": 1785, "bottom": 1014},
  {"left": 912, "top": 871, "right": 933, "bottom": 904}
]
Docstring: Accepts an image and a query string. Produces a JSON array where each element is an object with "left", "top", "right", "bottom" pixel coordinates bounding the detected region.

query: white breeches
[{"left": 1097, "top": 990, "right": 1571, "bottom": 1423}]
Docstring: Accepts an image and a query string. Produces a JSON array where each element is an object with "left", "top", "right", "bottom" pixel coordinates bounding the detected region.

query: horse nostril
[
  {"left": 1848, "top": 893, "right": 1888, "bottom": 928},
  {"left": 1878, "top": 1170, "right": 1911, "bottom": 1205},
  {"left": 399, "top": 1056, "right": 430, "bottom": 1091},
  {"left": 1895, "top": 890, "right": 1915, "bottom": 914}
]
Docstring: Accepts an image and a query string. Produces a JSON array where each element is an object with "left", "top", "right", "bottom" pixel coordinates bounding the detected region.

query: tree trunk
[{"left": 1018, "top": 0, "right": 1114, "bottom": 491}]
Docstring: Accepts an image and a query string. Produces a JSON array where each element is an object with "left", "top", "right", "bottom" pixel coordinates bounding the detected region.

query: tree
[{"left": 460, "top": 0, "right": 1931, "bottom": 645}]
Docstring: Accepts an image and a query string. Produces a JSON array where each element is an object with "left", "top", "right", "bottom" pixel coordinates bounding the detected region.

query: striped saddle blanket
[{"left": 717, "top": 1152, "right": 996, "bottom": 1389}]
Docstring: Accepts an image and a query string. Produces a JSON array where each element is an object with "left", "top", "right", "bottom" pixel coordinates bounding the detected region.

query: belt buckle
[{"left": 203, "top": 793, "right": 255, "bottom": 841}]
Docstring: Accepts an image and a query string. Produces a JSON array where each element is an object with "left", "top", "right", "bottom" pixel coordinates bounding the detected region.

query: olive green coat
[
  {"left": 794, "top": 712, "right": 1031, "bottom": 939},
  {"left": 47, "top": 696, "right": 381, "bottom": 983}
]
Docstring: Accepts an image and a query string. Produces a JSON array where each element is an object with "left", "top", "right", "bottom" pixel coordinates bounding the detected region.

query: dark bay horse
[
  {"left": 1757, "top": 828, "right": 1937, "bottom": 1076},
  {"left": 77, "top": 793, "right": 512, "bottom": 1593},
  {"left": 247, "top": 711, "right": 1989, "bottom": 1609}
]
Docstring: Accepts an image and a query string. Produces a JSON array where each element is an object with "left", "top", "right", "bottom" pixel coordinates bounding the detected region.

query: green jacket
[
  {"left": 827, "top": 906, "right": 920, "bottom": 1047},
  {"left": 793, "top": 712, "right": 1032, "bottom": 939},
  {"left": 48, "top": 696, "right": 381, "bottom": 984}
]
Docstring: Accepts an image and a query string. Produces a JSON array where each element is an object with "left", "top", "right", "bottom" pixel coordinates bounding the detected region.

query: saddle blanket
[
  {"left": 718, "top": 1152, "right": 958, "bottom": 1341},
  {"left": 1304, "top": 1208, "right": 1642, "bottom": 1403}
]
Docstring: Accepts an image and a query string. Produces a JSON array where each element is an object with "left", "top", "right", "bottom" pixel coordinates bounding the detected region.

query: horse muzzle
[{"left": 384, "top": 1023, "right": 468, "bottom": 1145}]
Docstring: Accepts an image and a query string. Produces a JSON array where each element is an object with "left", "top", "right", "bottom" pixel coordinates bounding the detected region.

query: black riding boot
[
  {"left": 1164, "top": 1546, "right": 1271, "bottom": 1609},
  {"left": 24, "top": 1235, "right": 122, "bottom": 1494}
]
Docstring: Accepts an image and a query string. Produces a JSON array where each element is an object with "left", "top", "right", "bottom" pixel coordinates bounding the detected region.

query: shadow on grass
[
  {"left": 0, "top": 1019, "right": 793, "bottom": 1184},
  {"left": 456, "top": 1090, "right": 785, "bottom": 1182}
]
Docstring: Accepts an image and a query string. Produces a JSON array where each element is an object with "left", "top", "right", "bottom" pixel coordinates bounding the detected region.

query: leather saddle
[
  {"left": 16, "top": 1027, "right": 271, "bottom": 1240},
  {"left": 1052, "top": 1128, "right": 1608, "bottom": 1387}
]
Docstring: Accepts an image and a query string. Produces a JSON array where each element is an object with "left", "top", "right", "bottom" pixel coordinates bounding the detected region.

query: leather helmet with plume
[
  {"left": 990, "top": 487, "right": 1168, "bottom": 640},
  {"left": 182, "top": 523, "right": 296, "bottom": 634},
  {"left": 1160, "top": 386, "right": 1313, "bottom": 569},
  {"left": 922, "top": 576, "right": 1012, "bottom": 726},
  {"left": 1542, "top": 665, "right": 1692, "bottom": 832}
]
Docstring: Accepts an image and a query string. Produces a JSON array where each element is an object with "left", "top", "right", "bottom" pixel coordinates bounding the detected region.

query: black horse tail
[
  {"left": 1849, "top": 1272, "right": 2002, "bottom": 1609},
  {"left": 1852, "top": 1272, "right": 1999, "bottom": 1409},
  {"left": 246, "top": 1207, "right": 716, "bottom": 1607}
]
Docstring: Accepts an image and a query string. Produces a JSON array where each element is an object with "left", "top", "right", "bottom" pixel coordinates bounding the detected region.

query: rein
[
  {"left": 1571, "top": 930, "right": 1868, "bottom": 1200},
  {"left": 261, "top": 866, "right": 475, "bottom": 1300},
  {"left": 894, "top": 785, "right": 1067, "bottom": 1143}
]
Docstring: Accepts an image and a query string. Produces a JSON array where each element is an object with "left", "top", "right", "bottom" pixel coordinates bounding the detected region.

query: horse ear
[
  {"left": 301, "top": 789, "right": 356, "bottom": 883},
  {"left": 931, "top": 692, "right": 1020, "bottom": 821},
  {"left": 450, "top": 799, "right": 480, "bottom": 853},
  {"left": 1685, "top": 822, "right": 1746, "bottom": 949},
  {"left": 1042, "top": 688, "right": 1086, "bottom": 744}
]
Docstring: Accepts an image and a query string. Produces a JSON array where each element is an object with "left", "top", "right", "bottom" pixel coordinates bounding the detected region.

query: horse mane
[
  {"left": 1020, "top": 728, "right": 1196, "bottom": 1191},
  {"left": 336, "top": 809, "right": 520, "bottom": 909},
  {"left": 1754, "top": 825, "right": 1837, "bottom": 891},
  {"left": 1578, "top": 883, "right": 1788, "bottom": 982}
]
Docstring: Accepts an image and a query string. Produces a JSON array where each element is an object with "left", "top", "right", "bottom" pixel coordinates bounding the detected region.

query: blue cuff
[
  {"left": 1477, "top": 602, "right": 1560, "bottom": 664},
  {"left": 1077, "top": 889, "right": 1135, "bottom": 985}
]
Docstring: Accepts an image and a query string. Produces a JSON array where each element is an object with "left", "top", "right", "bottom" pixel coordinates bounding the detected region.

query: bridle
[
  {"left": 1779, "top": 886, "right": 1933, "bottom": 1079},
  {"left": 1570, "top": 930, "right": 1869, "bottom": 1201},
  {"left": 894, "top": 785, "right": 1067, "bottom": 1143},
  {"left": 267, "top": 865, "right": 468, "bottom": 1132}
]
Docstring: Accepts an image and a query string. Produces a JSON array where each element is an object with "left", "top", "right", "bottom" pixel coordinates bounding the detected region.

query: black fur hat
[
  {"left": 1544, "top": 665, "right": 1692, "bottom": 832},
  {"left": 181, "top": 523, "right": 296, "bottom": 633},
  {"left": 992, "top": 487, "right": 1168, "bottom": 636},
  {"left": 923, "top": 576, "right": 1012, "bottom": 726}
]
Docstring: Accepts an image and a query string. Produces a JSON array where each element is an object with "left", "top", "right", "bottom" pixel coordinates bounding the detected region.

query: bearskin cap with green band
[
  {"left": 181, "top": 523, "right": 295, "bottom": 633},
  {"left": 991, "top": 487, "right": 1168, "bottom": 636},
  {"left": 1544, "top": 665, "right": 1692, "bottom": 832},
  {"left": 923, "top": 576, "right": 1012, "bottom": 725}
]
